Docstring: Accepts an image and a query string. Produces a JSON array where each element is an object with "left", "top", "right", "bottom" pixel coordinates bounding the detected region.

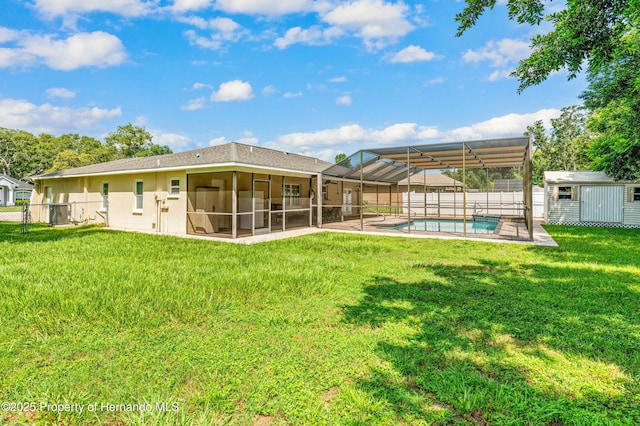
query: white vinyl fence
[{"left": 402, "top": 191, "right": 544, "bottom": 218}]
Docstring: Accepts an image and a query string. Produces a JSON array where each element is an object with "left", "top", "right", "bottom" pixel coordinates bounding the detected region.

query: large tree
[
  {"left": 525, "top": 106, "right": 592, "bottom": 185},
  {"left": 457, "top": 0, "right": 639, "bottom": 179},
  {"left": 105, "top": 124, "right": 172, "bottom": 158},
  {"left": 581, "top": 13, "right": 640, "bottom": 180}
]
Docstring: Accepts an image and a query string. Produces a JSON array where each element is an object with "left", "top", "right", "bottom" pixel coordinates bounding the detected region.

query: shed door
[{"left": 580, "top": 185, "right": 623, "bottom": 223}]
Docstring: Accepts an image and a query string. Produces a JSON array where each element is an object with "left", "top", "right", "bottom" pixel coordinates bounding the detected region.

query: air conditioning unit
[{"left": 49, "top": 204, "right": 70, "bottom": 226}]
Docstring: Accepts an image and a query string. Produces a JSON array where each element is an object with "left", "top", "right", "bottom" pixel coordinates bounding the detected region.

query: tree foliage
[
  {"left": 105, "top": 124, "right": 171, "bottom": 158},
  {"left": 443, "top": 167, "right": 521, "bottom": 191},
  {"left": 581, "top": 13, "right": 640, "bottom": 180},
  {"left": 0, "top": 124, "right": 173, "bottom": 180},
  {"left": 456, "top": 0, "right": 635, "bottom": 92},
  {"left": 334, "top": 153, "right": 348, "bottom": 164},
  {"left": 525, "top": 106, "right": 592, "bottom": 185},
  {"left": 457, "top": 0, "right": 640, "bottom": 180}
]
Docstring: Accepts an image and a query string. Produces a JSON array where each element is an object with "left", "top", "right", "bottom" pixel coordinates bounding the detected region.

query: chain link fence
[{"left": 0, "top": 201, "right": 108, "bottom": 234}]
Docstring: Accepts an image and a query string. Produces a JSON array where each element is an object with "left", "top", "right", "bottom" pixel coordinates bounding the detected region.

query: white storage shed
[{"left": 544, "top": 171, "right": 640, "bottom": 227}]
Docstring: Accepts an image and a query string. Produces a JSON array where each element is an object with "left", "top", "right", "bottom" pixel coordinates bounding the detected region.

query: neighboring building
[
  {"left": 0, "top": 174, "right": 33, "bottom": 206},
  {"left": 544, "top": 171, "right": 640, "bottom": 227},
  {"left": 397, "top": 173, "right": 464, "bottom": 192}
]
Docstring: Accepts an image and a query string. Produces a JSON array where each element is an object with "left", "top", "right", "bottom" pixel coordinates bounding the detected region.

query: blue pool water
[{"left": 383, "top": 218, "right": 498, "bottom": 234}]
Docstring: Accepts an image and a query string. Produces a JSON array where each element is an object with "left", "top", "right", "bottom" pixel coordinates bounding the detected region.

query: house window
[
  {"left": 135, "top": 181, "right": 143, "bottom": 211},
  {"left": 45, "top": 187, "right": 52, "bottom": 204},
  {"left": 169, "top": 179, "right": 180, "bottom": 197},
  {"left": 102, "top": 182, "right": 109, "bottom": 210},
  {"left": 634, "top": 187, "right": 640, "bottom": 201},
  {"left": 284, "top": 184, "right": 300, "bottom": 207},
  {"left": 322, "top": 185, "right": 329, "bottom": 201},
  {"left": 558, "top": 186, "right": 572, "bottom": 200}
]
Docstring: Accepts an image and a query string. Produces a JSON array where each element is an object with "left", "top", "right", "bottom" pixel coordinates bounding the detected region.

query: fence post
[{"left": 22, "top": 203, "right": 29, "bottom": 234}]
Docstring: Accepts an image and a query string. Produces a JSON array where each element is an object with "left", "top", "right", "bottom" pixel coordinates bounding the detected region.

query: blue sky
[{"left": 1, "top": 0, "right": 585, "bottom": 162}]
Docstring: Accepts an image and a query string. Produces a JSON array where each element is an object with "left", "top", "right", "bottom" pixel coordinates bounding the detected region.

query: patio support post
[
  {"left": 376, "top": 184, "right": 379, "bottom": 215},
  {"left": 454, "top": 183, "right": 457, "bottom": 218},
  {"left": 251, "top": 173, "right": 255, "bottom": 236},
  {"left": 423, "top": 181, "right": 427, "bottom": 217},
  {"left": 437, "top": 189, "right": 441, "bottom": 218},
  {"left": 317, "top": 173, "right": 323, "bottom": 228},
  {"left": 360, "top": 150, "right": 364, "bottom": 231},
  {"left": 309, "top": 177, "right": 313, "bottom": 228},
  {"left": 463, "top": 142, "right": 467, "bottom": 237},
  {"left": 526, "top": 136, "right": 534, "bottom": 241},
  {"left": 232, "top": 171, "right": 237, "bottom": 239},
  {"left": 407, "top": 146, "right": 411, "bottom": 234},
  {"left": 486, "top": 168, "right": 490, "bottom": 214},
  {"left": 282, "top": 176, "right": 286, "bottom": 231}
]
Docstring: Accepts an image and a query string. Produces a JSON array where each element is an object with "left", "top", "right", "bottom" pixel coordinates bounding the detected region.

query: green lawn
[{"left": 1, "top": 224, "right": 639, "bottom": 425}]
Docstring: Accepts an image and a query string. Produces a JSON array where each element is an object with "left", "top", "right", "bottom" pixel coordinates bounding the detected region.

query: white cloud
[
  {"left": 33, "top": 0, "right": 153, "bottom": 18},
  {"left": 488, "top": 69, "right": 513, "bottom": 81},
  {"left": 181, "top": 97, "right": 206, "bottom": 110},
  {"left": 274, "top": 26, "right": 343, "bottom": 49},
  {"left": 209, "top": 136, "right": 228, "bottom": 146},
  {"left": 336, "top": 94, "right": 351, "bottom": 105},
  {"left": 192, "top": 82, "right": 212, "bottom": 90},
  {"left": 181, "top": 17, "right": 246, "bottom": 50},
  {"left": 46, "top": 87, "right": 76, "bottom": 99},
  {"left": 0, "top": 27, "right": 20, "bottom": 43},
  {"left": 172, "top": 0, "right": 212, "bottom": 12},
  {"left": 463, "top": 39, "right": 530, "bottom": 67},
  {"left": 329, "top": 76, "right": 347, "bottom": 83},
  {"left": 211, "top": 80, "right": 254, "bottom": 102},
  {"left": 462, "top": 38, "right": 530, "bottom": 80},
  {"left": 267, "top": 109, "right": 561, "bottom": 160},
  {"left": 152, "top": 131, "right": 193, "bottom": 151},
  {"left": 215, "top": 0, "right": 313, "bottom": 15},
  {"left": 424, "top": 76, "right": 445, "bottom": 85},
  {"left": 322, "top": 0, "right": 414, "bottom": 50},
  {"left": 0, "top": 97, "right": 121, "bottom": 134},
  {"left": 390, "top": 45, "right": 437, "bottom": 63},
  {"left": 275, "top": 122, "right": 440, "bottom": 149},
  {"left": 443, "top": 108, "right": 561, "bottom": 141},
  {"left": 261, "top": 85, "right": 277, "bottom": 96},
  {"left": 283, "top": 91, "right": 303, "bottom": 98},
  {"left": 1, "top": 31, "right": 126, "bottom": 70}
]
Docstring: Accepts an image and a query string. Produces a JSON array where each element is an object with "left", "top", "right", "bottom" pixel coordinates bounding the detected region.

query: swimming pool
[{"left": 383, "top": 218, "right": 498, "bottom": 234}]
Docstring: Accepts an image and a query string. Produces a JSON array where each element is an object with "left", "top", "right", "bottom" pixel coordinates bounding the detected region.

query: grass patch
[{"left": 1, "top": 224, "right": 639, "bottom": 424}]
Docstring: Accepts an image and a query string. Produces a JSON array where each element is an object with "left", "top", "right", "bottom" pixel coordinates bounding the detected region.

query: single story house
[
  {"left": 544, "top": 170, "right": 640, "bottom": 227},
  {"left": 30, "top": 142, "right": 341, "bottom": 237},
  {"left": 0, "top": 174, "right": 33, "bottom": 206}
]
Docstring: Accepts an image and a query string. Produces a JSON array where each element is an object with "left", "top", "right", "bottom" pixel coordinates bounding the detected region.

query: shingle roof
[
  {"left": 0, "top": 174, "right": 34, "bottom": 189},
  {"left": 34, "top": 142, "right": 332, "bottom": 179}
]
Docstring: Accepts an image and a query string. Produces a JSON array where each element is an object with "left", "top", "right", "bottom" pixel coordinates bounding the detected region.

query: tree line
[{"left": 0, "top": 124, "right": 172, "bottom": 181}]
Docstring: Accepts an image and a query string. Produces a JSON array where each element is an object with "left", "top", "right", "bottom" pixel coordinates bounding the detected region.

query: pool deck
[
  {"left": 109, "top": 216, "right": 557, "bottom": 246},
  {"left": 320, "top": 216, "right": 557, "bottom": 246}
]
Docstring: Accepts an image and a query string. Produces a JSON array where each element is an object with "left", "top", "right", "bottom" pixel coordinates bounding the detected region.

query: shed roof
[
  {"left": 322, "top": 137, "right": 531, "bottom": 183},
  {"left": 0, "top": 174, "right": 34, "bottom": 189},
  {"left": 544, "top": 171, "right": 617, "bottom": 183},
  {"left": 33, "top": 142, "right": 332, "bottom": 179}
]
